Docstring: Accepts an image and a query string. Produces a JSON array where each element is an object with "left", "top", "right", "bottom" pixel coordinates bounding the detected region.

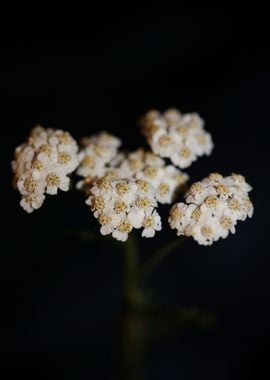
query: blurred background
[{"left": 1, "top": 4, "right": 270, "bottom": 379}]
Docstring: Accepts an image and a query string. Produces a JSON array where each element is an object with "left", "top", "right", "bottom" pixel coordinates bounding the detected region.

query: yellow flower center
[
  {"left": 144, "top": 167, "right": 157, "bottom": 179},
  {"left": 158, "top": 135, "right": 172, "bottom": 146},
  {"left": 91, "top": 196, "right": 105, "bottom": 211},
  {"left": 83, "top": 155, "right": 95, "bottom": 168},
  {"left": 201, "top": 225, "right": 213, "bottom": 237},
  {"left": 128, "top": 159, "right": 143, "bottom": 171},
  {"left": 58, "top": 132, "right": 71, "bottom": 144},
  {"left": 191, "top": 207, "right": 202, "bottom": 221},
  {"left": 32, "top": 160, "right": 44, "bottom": 171},
  {"left": 205, "top": 195, "right": 219, "bottom": 208},
  {"left": 208, "top": 172, "right": 222, "bottom": 182},
  {"left": 118, "top": 221, "right": 132, "bottom": 233},
  {"left": 135, "top": 197, "right": 150, "bottom": 208},
  {"left": 228, "top": 198, "right": 241, "bottom": 211},
  {"left": 114, "top": 201, "right": 128, "bottom": 213},
  {"left": 170, "top": 206, "right": 183, "bottom": 221},
  {"left": 176, "top": 126, "right": 189, "bottom": 137},
  {"left": 143, "top": 216, "right": 154, "bottom": 228},
  {"left": 216, "top": 184, "right": 229, "bottom": 195},
  {"left": 179, "top": 147, "right": 191, "bottom": 158},
  {"left": 46, "top": 173, "right": 60, "bottom": 187},
  {"left": 25, "top": 193, "right": 37, "bottom": 203},
  {"left": 220, "top": 216, "right": 233, "bottom": 229},
  {"left": 116, "top": 182, "right": 130, "bottom": 195},
  {"left": 98, "top": 213, "right": 112, "bottom": 225},
  {"left": 136, "top": 180, "right": 150, "bottom": 191},
  {"left": 97, "top": 178, "right": 111, "bottom": 190},
  {"left": 39, "top": 144, "right": 51, "bottom": 155},
  {"left": 189, "top": 182, "right": 202, "bottom": 195},
  {"left": 24, "top": 177, "right": 38, "bottom": 192},
  {"left": 158, "top": 182, "right": 170, "bottom": 195},
  {"left": 58, "top": 152, "right": 71, "bottom": 165}
]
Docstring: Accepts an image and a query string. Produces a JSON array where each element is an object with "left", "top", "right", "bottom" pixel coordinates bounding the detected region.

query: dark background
[{"left": 1, "top": 5, "right": 270, "bottom": 379}]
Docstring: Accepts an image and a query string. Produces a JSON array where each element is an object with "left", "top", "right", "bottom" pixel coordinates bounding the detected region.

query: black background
[{"left": 1, "top": 5, "right": 270, "bottom": 379}]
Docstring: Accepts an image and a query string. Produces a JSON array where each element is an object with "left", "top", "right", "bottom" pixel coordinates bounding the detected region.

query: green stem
[
  {"left": 122, "top": 233, "right": 144, "bottom": 308},
  {"left": 140, "top": 236, "right": 187, "bottom": 283}
]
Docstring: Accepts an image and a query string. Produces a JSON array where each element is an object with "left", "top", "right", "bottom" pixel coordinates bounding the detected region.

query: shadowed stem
[
  {"left": 122, "top": 233, "right": 145, "bottom": 308},
  {"left": 122, "top": 234, "right": 187, "bottom": 307},
  {"left": 118, "top": 311, "right": 146, "bottom": 380},
  {"left": 140, "top": 236, "right": 187, "bottom": 283}
]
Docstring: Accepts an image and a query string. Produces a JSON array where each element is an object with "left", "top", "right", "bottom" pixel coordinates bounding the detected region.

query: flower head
[
  {"left": 86, "top": 178, "right": 162, "bottom": 241},
  {"left": 78, "top": 141, "right": 189, "bottom": 206},
  {"left": 12, "top": 126, "right": 79, "bottom": 213},
  {"left": 77, "top": 131, "right": 121, "bottom": 179},
  {"left": 140, "top": 108, "right": 214, "bottom": 168},
  {"left": 169, "top": 173, "right": 253, "bottom": 245},
  {"left": 114, "top": 148, "right": 188, "bottom": 204},
  {"left": 12, "top": 109, "right": 254, "bottom": 248}
]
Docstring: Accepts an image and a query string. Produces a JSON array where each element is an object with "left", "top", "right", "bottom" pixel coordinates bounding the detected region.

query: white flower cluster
[
  {"left": 77, "top": 131, "right": 122, "bottom": 182},
  {"left": 169, "top": 173, "right": 254, "bottom": 245},
  {"left": 80, "top": 147, "right": 188, "bottom": 241},
  {"left": 86, "top": 178, "right": 161, "bottom": 241},
  {"left": 140, "top": 108, "right": 213, "bottom": 168},
  {"left": 107, "top": 149, "right": 189, "bottom": 204},
  {"left": 12, "top": 126, "right": 79, "bottom": 213},
  {"left": 12, "top": 107, "right": 254, "bottom": 246}
]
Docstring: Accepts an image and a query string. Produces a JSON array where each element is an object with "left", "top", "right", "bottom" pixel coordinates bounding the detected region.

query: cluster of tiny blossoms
[
  {"left": 77, "top": 132, "right": 122, "bottom": 188},
  {"left": 12, "top": 126, "right": 79, "bottom": 213},
  {"left": 12, "top": 107, "right": 254, "bottom": 245},
  {"left": 79, "top": 144, "right": 188, "bottom": 241},
  {"left": 169, "top": 173, "right": 254, "bottom": 245},
  {"left": 105, "top": 149, "right": 188, "bottom": 204},
  {"left": 140, "top": 108, "right": 213, "bottom": 168},
  {"left": 86, "top": 177, "right": 161, "bottom": 241}
]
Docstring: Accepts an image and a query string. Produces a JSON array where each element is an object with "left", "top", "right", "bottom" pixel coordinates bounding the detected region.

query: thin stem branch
[{"left": 140, "top": 236, "right": 187, "bottom": 283}]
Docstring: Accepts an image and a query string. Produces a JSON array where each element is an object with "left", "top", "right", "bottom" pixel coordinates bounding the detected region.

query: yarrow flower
[
  {"left": 11, "top": 107, "right": 253, "bottom": 245},
  {"left": 77, "top": 142, "right": 188, "bottom": 203},
  {"left": 140, "top": 108, "right": 213, "bottom": 168},
  {"left": 77, "top": 131, "right": 122, "bottom": 187},
  {"left": 168, "top": 173, "right": 254, "bottom": 245},
  {"left": 12, "top": 126, "right": 80, "bottom": 213},
  {"left": 86, "top": 178, "right": 161, "bottom": 241},
  {"left": 110, "top": 149, "right": 188, "bottom": 204}
]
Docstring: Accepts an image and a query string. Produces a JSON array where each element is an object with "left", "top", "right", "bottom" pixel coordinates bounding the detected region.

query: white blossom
[
  {"left": 78, "top": 145, "right": 188, "bottom": 206},
  {"left": 86, "top": 178, "right": 162, "bottom": 241},
  {"left": 12, "top": 126, "right": 79, "bottom": 212},
  {"left": 77, "top": 131, "right": 122, "bottom": 182},
  {"left": 141, "top": 208, "right": 162, "bottom": 238},
  {"left": 169, "top": 173, "right": 253, "bottom": 245},
  {"left": 140, "top": 108, "right": 214, "bottom": 169},
  {"left": 12, "top": 108, "right": 254, "bottom": 249}
]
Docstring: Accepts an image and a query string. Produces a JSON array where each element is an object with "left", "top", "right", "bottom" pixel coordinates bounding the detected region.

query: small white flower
[
  {"left": 98, "top": 213, "right": 121, "bottom": 236},
  {"left": 20, "top": 193, "right": 46, "bottom": 213},
  {"left": 127, "top": 209, "right": 145, "bottom": 229},
  {"left": 141, "top": 209, "right": 162, "bottom": 238},
  {"left": 112, "top": 219, "right": 133, "bottom": 242},
  {"left": 45, "top": 170, "right": 70, "bottom": 195},
  {"left": 191, "top": 216, "right": 220, "bottom": 246}
]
